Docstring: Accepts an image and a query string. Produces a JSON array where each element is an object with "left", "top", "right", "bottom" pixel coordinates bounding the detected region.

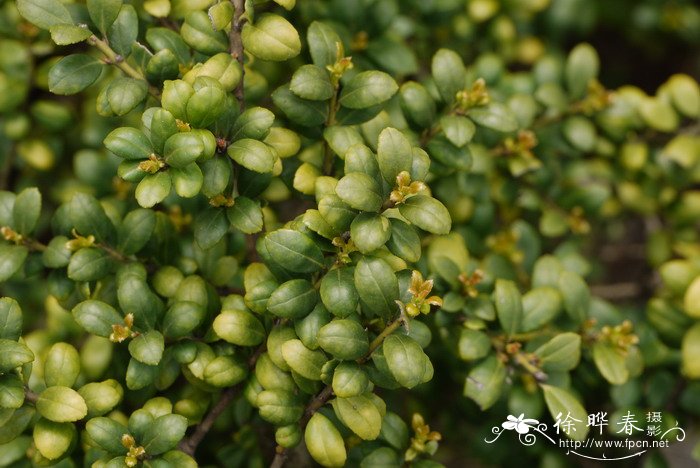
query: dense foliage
[{"left": 0, "top": 0, "right": 699, "bottom": 466}]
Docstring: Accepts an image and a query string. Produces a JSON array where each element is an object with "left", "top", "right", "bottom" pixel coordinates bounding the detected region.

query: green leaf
[
  {"left": 592, "top": 342, "right": 629, "bottom": 385},
  {"left": 0, "top": 339, "right": 33, "bottom": 373},
  {"left": 563, "top": 116, "right": 596, "bottom": 152},
  {"left": 317, "top": 318, "right": 369, "bottom": 360},
  {"left": 273, "top": 0, "right": 295, "bottom": 10},
  {"left": 0, "top": 436, "right": 31, "bottom": 466},
  {"left": 361, "top": 447, "right": 400, "bottom": 467},
  {"left": 144, "top": 0, "right": 170, "bottom": 18},
  {"left": 558, "top": 270, "right": 590, "bottom": 323},
  {"left": 163, "top": 301, "right": 205, "bottom": 338},
  {"left": 440, "top": 115, "right": 475, "bottom": 147},
  {"left": 468, "top": 103, "right": 519, "bottom": 132},
  {"left": 242, "top": 14, "right": 301, "bottom": 61},
  {"left": 339, "top": 71, "right": 398, "bottom": 109},
  {"left": 231, "top": 107, "right": 275, "bottom": 140},
  {"left": 638, "top": 97, "right": 679, "bottom": 133},
  {"left": 142, "top": 414, "right": 188, "bottom": 456},
  {"left": 351, "top": 213, "right": 391, "bottom": 254},
  {"left": 431, "top": 49, "right": 466, "bottom": 104},
  {"left": 107, "top": 4, "right": 138, "bottom": 56},
  {"left": 33, "top": 418, "right": 75, "bottom": 460},
  {"left": 105, "top": 127, "right": 153, "bottom": 160},
  {"left": 0, "top": 298, "right": 22, "bottom": 341},
  {"left": 69, "top": 193, "right": 116, "bottom": 243},
  {"left": 326, "top": 127, "right": 365, "bottom": 160},
  {"left": 227, "top": 138, "right": 276, "bottom": 173},
  {"left": 194, "top": 208, "right": 228, "bottom": 250},
  {"left": 48, "top": 54, "right": 103, "bottom": 95},
  {"left": 305, "top": 413, "right": 347, "bottom": 467},
  {"left": 376, "top": 127, "right": 412, "bottom": 184},
  {"left": 493, "top": 279, "right": 522, "bottom": 337},
  {"left": 267, "top": 279, "right": 318, "bottom": 319},
  {"left": 535, "top": 333, "right": 581, "bottom": 372},
  {"left": 78, "top": 381, "right": 123, "bottom": 417},
  {"left": 128, "top": 330, "right": 164, "bottom": 365},
  {"left": 49, "top": 24, "right": 91, "bottom": 45},
  {"left": 263, "top": 229, "right": 325, "bottom": 274},
  {"left": 0, "top": 374, "right": 24, "bottom": 408},
  {"left": 12, "top": 187, "right": 40, "bottom": 235},
  {"left": 186, "top": 80, "right": 227, "bottom": 127},
  {"left": 565, "top": 43, "right": 599, "bottom": 99},
  {"left": 307, "top": 21, "right": 342, "bottom": 69},
  {"left": 201, "top": 158, "right": 231, "bottom": 197},
  {"left": 457, "top": 329, "right": 491, "bottom": 361},
  {"left": 118, "top": 209, "right": 156, "bottom": 255},
  {"left": 37, "top": 386, "right": 87, "bottom": 422},
  {"left": 464, "top": 356, "right": 505, "bottom": 410},
  {"left": 521, "top": 287, "right": 562, "bottom": 332},
  {"left": 332, "top": 362, "right": 370, "bottom": 398},
  {"left": 72, "top": 300, "right": 122, "bottom": 337},
  {"left": 107, "top": 77, "right": 148, "bottom": 116},
  {"left": 67, "top": 247, "right": 113, "bottom": 282},
  {"left": 171, "top": 163, "right": 203, "bottom": 198},
  {"left": 126, "top": 358, "right": 158, "bottom": 390},
  {"left": 227, "top": 197, "right": 263, "bottom": 234},
  {"left": 335, "top": 172, "right": 383, "bottom": 212},
  {"left": 383, "top": 334, "right": 432, "bottom": 389},
  {"left": 0, "top": 406, "right": 34, "bottom": 444},
  {"left": 281, "top": 339, "right": 326, "bottom": 380},
  {"left": 682, "top": 323, "right": 700, "bottom": 378},
  {"left": 146, "top": 28, "right": 191, "bottom": 65},
  {"left": 0, "top": 245, "right": 27, "bottom": 282},
  {"left": 204, "top": 355, "right": 248, "bottom": 387},
  {"left": 86, "top": 417, "right": 129, "bottom": 454},
  {"left": 685, "top": 276, "right": 700, "bottom": 318},
  {"left": 426, "top": 137, "right": 472, "bottom": 170},
  {"left": 668, "top": 74, "right": 700, "bottom": 118},
  {"left": 398, "top": 195, "right": 451, "bottom": 235},
  {"left": 541, "top": 384, "right": 589, "bottom": 441},
  {"left": 17, "top": 0, "right": 73, "bottom": 30},
  {"left": 320, "top": 267, "right": 359, "bottom": 318},
  {"left": 136, "top": 172, "right": 172, "bottom": 208},
  {"left": 386, "top": 218, "right": 421, "bottom": 263},
  {"left": 163, "top": 132, "right": 204, "bottom": 168},
  {"left": 208, "top": 1, "right": 233, "bottom": 30},
  {"left": 87, "top": 0, "right": 123, "bottom": 34},
  {"left": 290, "top": 65, "right": 334, "bottom": 101},
  {"left": 257, "top": 389, "right": 303, "bottom": 425},
  {"left": 44, "top": 343, "right": 80, "bottom": 388},
  {"left": 332, "top": 395, "right": 382, "bottom": 440},
  {"left": 213, "top": 309, "right": 265, "bottom": 346},
  {"left": 272, "top": 85, "right": 328, "bottom": 127},
  {"left": 355, "top": 257, "right": 399, "bottom": 319},
  {"left": 42, "top": 236, "right": 71, "bottom": 268},
  {"left": 399, "top": 81, "right": 436, "bottom": 129}
]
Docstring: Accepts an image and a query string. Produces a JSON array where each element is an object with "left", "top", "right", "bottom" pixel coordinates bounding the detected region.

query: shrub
[{"left": 0, "top": 0, "right": 699, "bottom": 467}]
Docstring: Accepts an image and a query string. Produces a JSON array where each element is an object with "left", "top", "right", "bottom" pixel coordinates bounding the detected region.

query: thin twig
[
  {"left": 24, "top": 387, "right": 39, "bottom": 404},
  {"left": 229, "top": 0, "right": 246, "bottom": 112},
  {"left": 179, "top": 343, "right": 266, "bottom": 456},
  {"left": 87, "top": 35, "right": 160, "bottom": 98}
]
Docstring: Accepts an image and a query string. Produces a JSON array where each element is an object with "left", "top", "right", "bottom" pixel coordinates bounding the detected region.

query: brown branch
[
  {"left": 230, "top": 0, "right": 246, "bottom": 111},
  {"left": 179, "top": 342, "right": 266, "bottom": 456},
  {"left": 24, "top": 387, "right": 39, "bottom": 404}
]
